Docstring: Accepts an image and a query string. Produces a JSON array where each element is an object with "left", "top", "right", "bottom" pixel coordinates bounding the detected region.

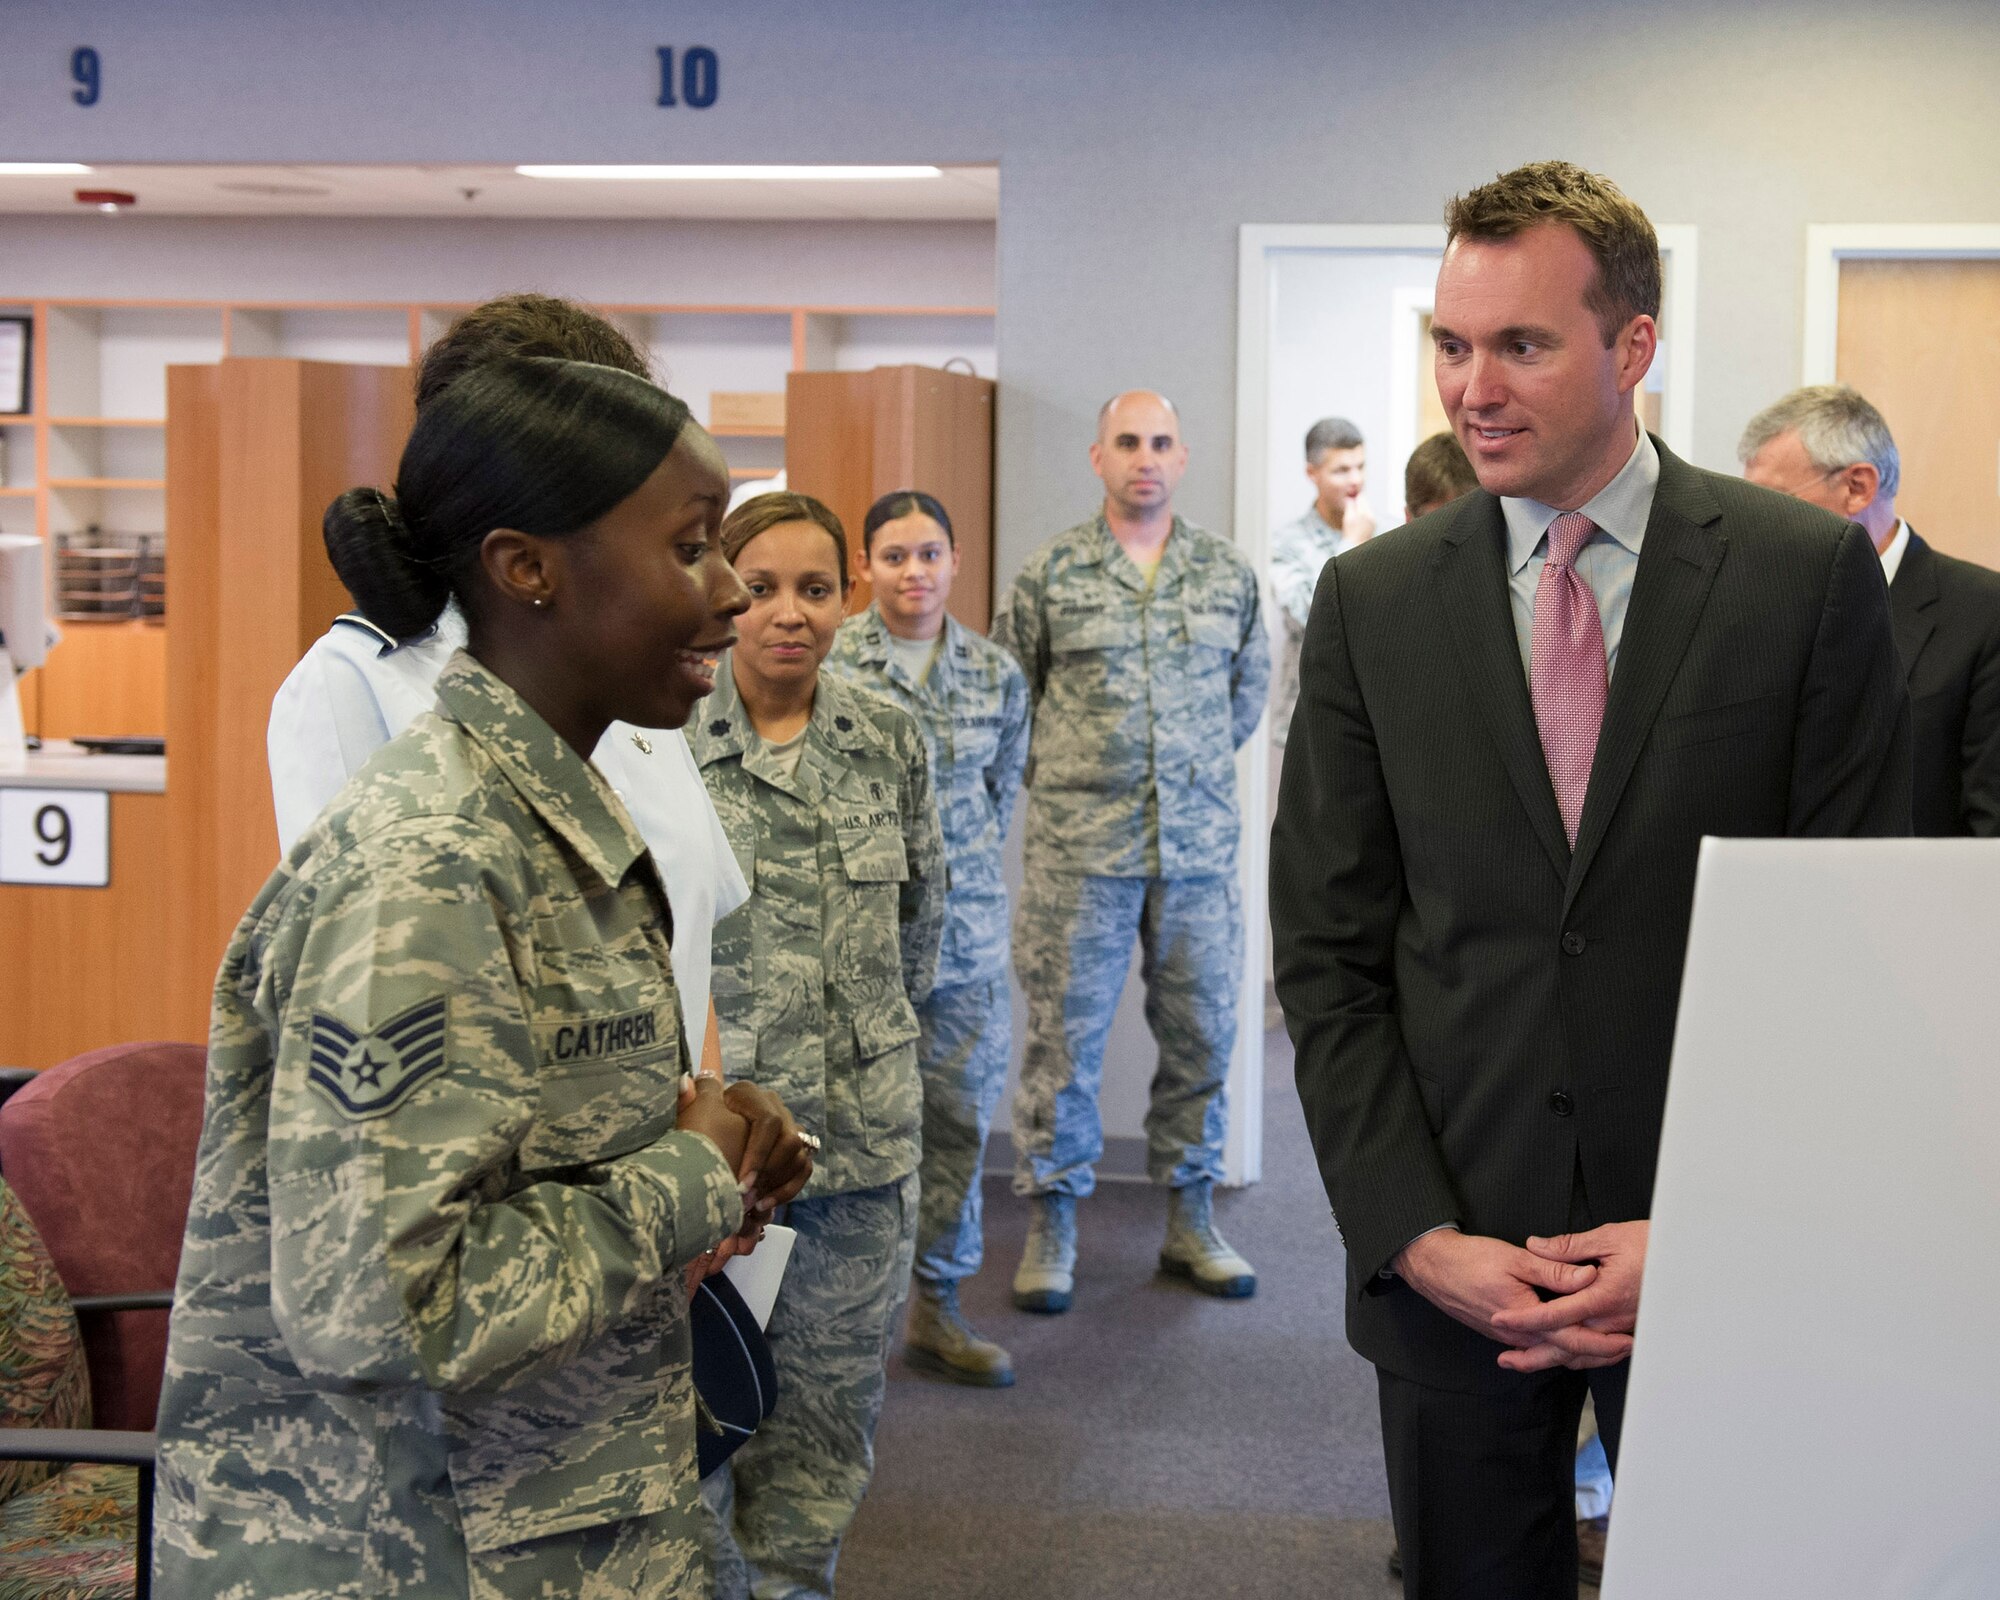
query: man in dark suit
[
  {"left": 1741, "top": 384, "right": 2000, "bottom": 837},
  {"left": 1270, "top": 160, "right": 1911, "bottom": 1598}
]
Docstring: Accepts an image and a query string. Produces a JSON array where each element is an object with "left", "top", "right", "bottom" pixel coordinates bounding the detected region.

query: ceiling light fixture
[
  {"left": 514, "top": 164, "right": 942, "bottom": 182},
  {"left": 0, "top": 162, "right": 95, "bottom": 175}
]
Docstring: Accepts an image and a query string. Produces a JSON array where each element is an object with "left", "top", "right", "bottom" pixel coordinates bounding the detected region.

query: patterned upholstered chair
[
  {"left": 0, "top": 1177, "right": 150, "bottom": 1600},
  {"left": 0, "top": 1042, "right": 206, "bottom": 1600}
]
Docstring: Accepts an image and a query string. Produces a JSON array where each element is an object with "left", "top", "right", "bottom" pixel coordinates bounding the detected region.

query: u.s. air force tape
[{"left": 307, "top": 996, "right": 449, "bottom": 1121}]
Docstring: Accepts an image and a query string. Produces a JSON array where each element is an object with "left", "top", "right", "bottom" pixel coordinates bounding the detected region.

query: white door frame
[
  {"left": 1227, "top": 222, "right": 1698, "bottom": 1187},
  {"left": 1802, "top": 224, "right": 2000, "bottom": 384}
]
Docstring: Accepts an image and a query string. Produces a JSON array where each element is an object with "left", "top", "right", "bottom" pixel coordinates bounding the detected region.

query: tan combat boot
[
  {"left": 904, "top": 1279, "right": 1016, "bottom": 1388},
  {"left": 1010, "top": 1192, "right": 1077, "bottom": 1313},
  {"left": 1159, "top": 1180, "right": 1256, "bottom": 1298}
]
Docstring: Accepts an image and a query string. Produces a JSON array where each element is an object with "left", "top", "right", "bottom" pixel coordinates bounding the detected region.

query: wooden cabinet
[
  {"left": 0, "top": 297, "right": 993, "bottom": 741},
  {"left": 164, "top": 358, "right": 415, "bottom": 1021},
  {"left": 785, "top": 364, "right": 996, "bottom": 630}
]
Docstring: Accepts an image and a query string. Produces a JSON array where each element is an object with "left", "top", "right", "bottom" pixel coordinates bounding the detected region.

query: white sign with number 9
[{"left": 0, "top": 788, "right": 110, "bottom": 887}]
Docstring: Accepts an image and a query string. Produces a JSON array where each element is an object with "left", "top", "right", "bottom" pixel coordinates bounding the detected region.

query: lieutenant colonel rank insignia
[{"left": 308, "top": 996, "right": 449, "bottom": 1120}]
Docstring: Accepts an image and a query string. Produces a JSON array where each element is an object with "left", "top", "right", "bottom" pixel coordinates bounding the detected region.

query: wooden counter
[
  {"left": 0, "top": 750, "right": 181, "bottom": 1067},
  {"left": 0, "top": 356, "right": 412, "bottom": 1072}
]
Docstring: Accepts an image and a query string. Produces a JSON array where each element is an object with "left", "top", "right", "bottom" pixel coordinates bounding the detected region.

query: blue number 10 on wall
[{"left": 657, "top": 47, "right": 719, "bottom": 108}]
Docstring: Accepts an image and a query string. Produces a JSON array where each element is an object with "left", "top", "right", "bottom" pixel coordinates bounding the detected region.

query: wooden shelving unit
[{"left": 0, "top": 294, "right": 995, "bottom": 740}]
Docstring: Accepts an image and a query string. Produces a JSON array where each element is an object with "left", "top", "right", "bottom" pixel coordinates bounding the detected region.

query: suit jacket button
[
  {"left": 1561, "top": 931, "right": 1586, "bottom": 956},
  {"left": 1549, "top": 1090, "right": 1575, "bottom": 1117}
]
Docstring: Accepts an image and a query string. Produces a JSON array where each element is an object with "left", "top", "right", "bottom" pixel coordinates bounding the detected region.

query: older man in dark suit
[
  {"left": 1270, "top": 160, "right": 1910, "bottom": 1598},
  {"left": 1741, "top": 384, "right": 2000, "bottom": 837}
]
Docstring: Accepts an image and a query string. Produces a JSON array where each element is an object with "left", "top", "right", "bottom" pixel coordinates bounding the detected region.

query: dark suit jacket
[
  {"left": 1890, "top": 529, "right": 2000, "bottom": 837},
  {"left": 1270, "top": 439, "right": 1910, "bottom": 1393}
]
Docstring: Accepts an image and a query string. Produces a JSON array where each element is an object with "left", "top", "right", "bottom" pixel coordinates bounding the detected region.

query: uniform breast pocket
[
  {"left": 522, "top": 900, "right": 686, "bottom": 1173},
  {"left": 1049, "top": 611, "right": 1132, "bottom": 655},
  {"left": 950, "top": 712, "right": 1002, "bottom": 775},
  {"left": 835, "top": 823, "right": 909, "bottom": 885},
  {"left": 520, "top": 1003, "right": 685, "bottom": 1174},
  {"left": 1184, "top": 610, "right": 1241, "bottom": 653},
  {"left": 833, "top": 818, "right": 910, "bottom": 987}
]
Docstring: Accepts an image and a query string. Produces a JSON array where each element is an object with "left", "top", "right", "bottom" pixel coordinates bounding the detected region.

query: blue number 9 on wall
[
  {"left": 71, "top": 46, "right": 101, "bottom": 107},
  {"left": 656, "top": 46, "right": 719, "bottom": 108}
]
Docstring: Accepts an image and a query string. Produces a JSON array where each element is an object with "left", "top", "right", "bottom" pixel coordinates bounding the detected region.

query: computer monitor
[
  {"left": 0, "top": 533, "right": 48, "bottom": 771},
  {"left": 0, "top": 534, "right": 48, "bottom": 672}
]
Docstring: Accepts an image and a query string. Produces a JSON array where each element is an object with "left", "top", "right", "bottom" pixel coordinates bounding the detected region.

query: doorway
[{"left": 1803, "top": 226, "right": 2000, "bottom": 571}]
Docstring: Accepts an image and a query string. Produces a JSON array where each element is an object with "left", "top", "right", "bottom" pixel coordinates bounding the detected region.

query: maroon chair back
[{"left": 0, "top": 1042, "right": 207, "bottom": 1430}]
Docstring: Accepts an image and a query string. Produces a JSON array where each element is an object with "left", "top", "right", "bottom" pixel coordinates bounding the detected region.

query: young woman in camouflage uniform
[
  {"left": 693, "top": 492, "right": 946, "bottom": 1600},
  {"left": 155, "top": 357, "right": 815, "bottom": 1599},
  {"left": 825, "top": 491, "right": 1029, "bottom": 1388}
]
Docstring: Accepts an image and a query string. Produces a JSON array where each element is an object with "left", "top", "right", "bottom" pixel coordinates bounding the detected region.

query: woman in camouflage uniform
[
  {"left": 693, "top": 493, "right": 945, "bottom": 1600},
  {"left": 155, "top": 357, "right": 814, "bottom": 1599},
  {"left": 825, "top": 491, "right": 1029, "bottom": 1388}
]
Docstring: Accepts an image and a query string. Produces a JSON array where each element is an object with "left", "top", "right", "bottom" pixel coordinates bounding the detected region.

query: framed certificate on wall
[{"left": 0, "top": 319, "right": 27, "bottom": 415}]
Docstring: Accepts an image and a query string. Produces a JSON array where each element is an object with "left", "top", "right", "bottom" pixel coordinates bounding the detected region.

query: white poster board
[{"left": 1607, "top": 839, "right": 2000, "bottom": 1600}]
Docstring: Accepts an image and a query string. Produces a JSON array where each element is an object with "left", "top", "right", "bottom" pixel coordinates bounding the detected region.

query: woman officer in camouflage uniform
[
  {"left": 825, "top": 491, "right": 1029, "bottom": 1388},
  {"left": 693, "top": 492, "right": 945, "bottom": 1600},
  {"left": 155, "top": 357, "right": 814, "bottom": 1599}
]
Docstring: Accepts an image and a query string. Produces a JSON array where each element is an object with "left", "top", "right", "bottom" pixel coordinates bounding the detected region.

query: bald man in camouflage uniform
[
  {"left": 992, "top": 390, "right": 1270, "bottom": 1313},
  {"left": 828, "top": 594, "right": 1029, "bottom": 1385},
  {"left": 156, "top": 653, "right": 744, "bottom": 1599},
  {"left": 694, "top": 652, "right": 945, "bottom": 1600}
]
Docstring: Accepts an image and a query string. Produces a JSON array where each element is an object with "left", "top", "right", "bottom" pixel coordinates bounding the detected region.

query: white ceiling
[{"left": 0, "top": 163, "right": 999, "bottom": 221}]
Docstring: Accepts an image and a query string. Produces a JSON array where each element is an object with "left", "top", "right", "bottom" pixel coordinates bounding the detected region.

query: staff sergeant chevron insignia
[{"left": 307, "top": 997, "right": 450, "bottom": 1120}]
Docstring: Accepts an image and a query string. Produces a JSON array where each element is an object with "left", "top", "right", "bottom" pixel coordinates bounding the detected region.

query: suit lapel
[
  {"left": 1433, "top": 494, "right": 1571, "bottom": 882},
  {"left": 1564, "top": 446, "right": 1726, "bottom": 911},
  {"left": 1889, "top": 529, "right": 1938, "bottom": 681}
]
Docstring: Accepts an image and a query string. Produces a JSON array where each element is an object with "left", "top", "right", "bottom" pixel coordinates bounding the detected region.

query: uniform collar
[
  {"left": 1084, "top": 511, "right": 1193, "bottom": 593},
  {"left": 852, "top": 604, "right": 956, "bottom": 692},
  {"left": 694, "top": 653, "right": 889, "bottom": 786},
  {"left": 1296, "top": 505, "right": 1342, "bottom": 544},
  {"left": 433, "top": 650, "right": 649, "bottom": 889}
]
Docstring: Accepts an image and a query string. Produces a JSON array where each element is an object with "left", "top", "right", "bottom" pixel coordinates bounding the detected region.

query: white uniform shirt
[{"left": 267, "top": 606, "right": 748, "bottom": 1035}]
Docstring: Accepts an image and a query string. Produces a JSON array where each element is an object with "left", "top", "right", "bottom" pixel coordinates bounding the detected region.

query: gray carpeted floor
[{"left": 840, "top": 1027, "right": 1409, "bottom": 1599}]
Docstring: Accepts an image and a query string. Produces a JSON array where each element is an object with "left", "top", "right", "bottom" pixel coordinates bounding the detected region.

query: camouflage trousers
[
  {"left": 914, "top": 976, "right": 1011, "bottom": 1285},
  {"left": 702, "top": 1173, "right": 919, "bottom": 1599},
  {"left": 1012, "top": 871, "right": 1241, "bottom": 1197}
]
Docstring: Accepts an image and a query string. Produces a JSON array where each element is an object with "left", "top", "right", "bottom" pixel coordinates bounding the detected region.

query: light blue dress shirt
[{"left": 1501, "top": 427, "right": 1661, "bottom": 682}]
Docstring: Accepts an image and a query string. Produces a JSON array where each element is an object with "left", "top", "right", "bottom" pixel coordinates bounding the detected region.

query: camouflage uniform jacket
[
  {"left": 156, "top": 651, "right": 743, "bottom": 1598},
  {"left": 825, "top": 606, "right": 1029, "bottom": 988},
  {"left": 991, "top": 513, "right": 1271, "bottom": 877},
  {"left": 692, "top": 655, "right": 946, "bottom": 1197},
  {"left": 1267, "top": 505, "right": 1355, "bottom": 746}
]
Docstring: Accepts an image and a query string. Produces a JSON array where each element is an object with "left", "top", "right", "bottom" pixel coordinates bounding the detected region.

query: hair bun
[{"left": 322, "top": 486, "right": 451, "bottom": 642}]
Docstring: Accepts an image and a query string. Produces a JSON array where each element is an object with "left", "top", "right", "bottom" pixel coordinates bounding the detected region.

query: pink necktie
[{"left": 1531, "top": 511, "right": 1607, "bottom": 849}]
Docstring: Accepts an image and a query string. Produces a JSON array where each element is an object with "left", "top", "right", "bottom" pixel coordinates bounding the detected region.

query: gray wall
[
  {"left": 7, "top": 0, "right": 1996, "bottom": 585},
  {"left": 0, "top": 215, "right": 996, "bottom": 308}
]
